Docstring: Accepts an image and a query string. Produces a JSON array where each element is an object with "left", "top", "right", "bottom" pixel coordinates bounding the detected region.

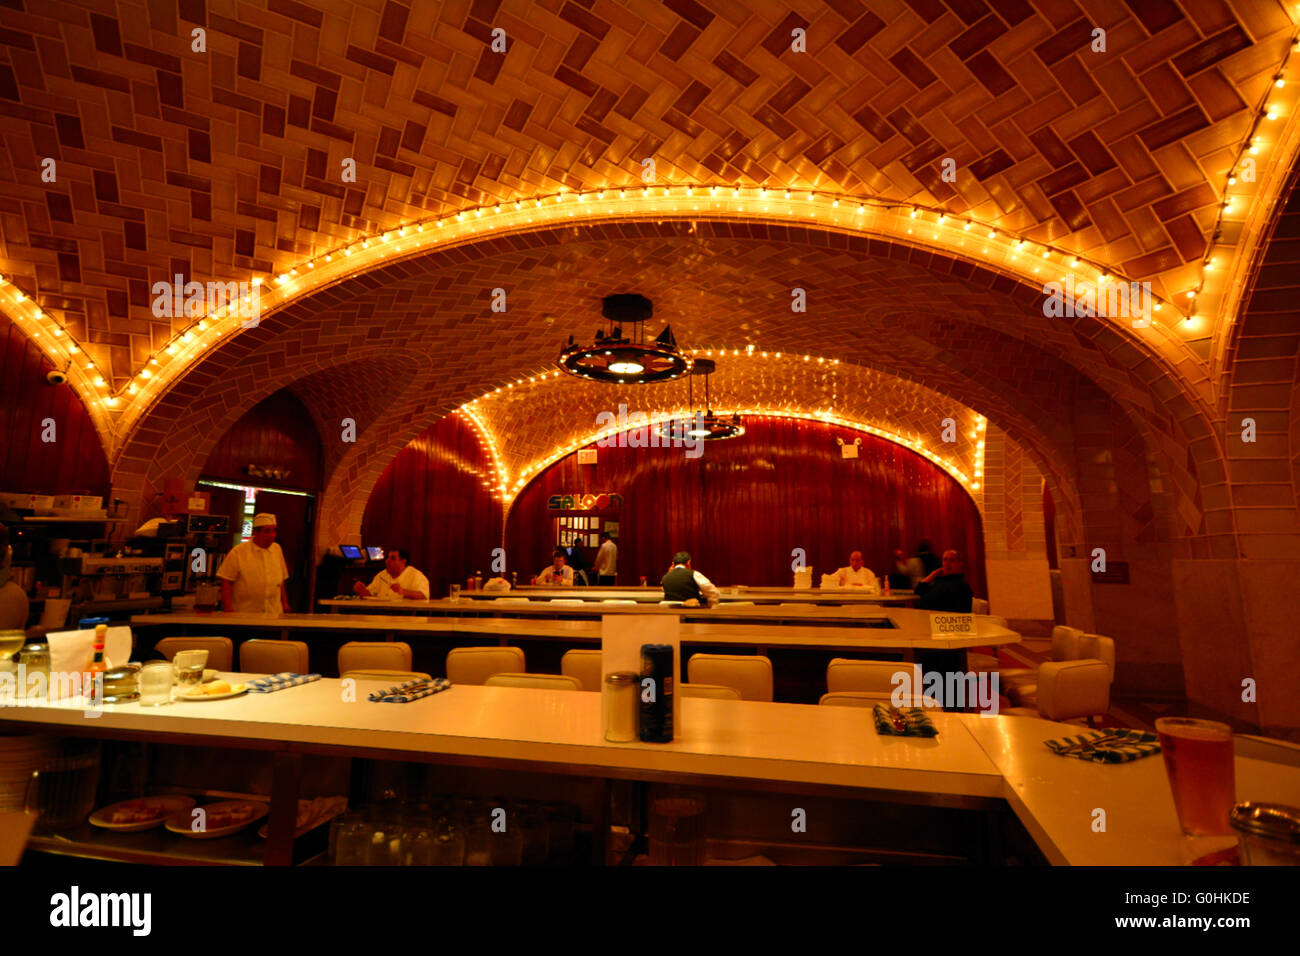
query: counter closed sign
[{"left": 929, "top": 613, "right": 975, "bottom": 637}]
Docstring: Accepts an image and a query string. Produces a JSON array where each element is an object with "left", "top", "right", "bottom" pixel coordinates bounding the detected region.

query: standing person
[
  {"left": 217, "top": 514, "right": 291, "bottom": 615},
  {"left": 537, "top": 550, "right": 574, "bottom": 586},
  {"left": 891, "top": 548, "right": 924, "bottom": 590},
  {"left": 831, "top": 550, "right": 880, "bottom": 591},
  {"left": 568, "top": 541, "right": 591, "bottom": 586},
  {"left": 914, "top": 550, "right": 974, "bottom": 612},
  {"left": 353, "top": 548, "right": 430, "bottom": 601},
  {"left": 661, "top": 551, "right": 720, "bottom": 607},
  {"left": 592, "top": 532, "right": 618, "bottom": 586},
  {"left": 915, "top": 539, "right": 941, "bottom": 577}
]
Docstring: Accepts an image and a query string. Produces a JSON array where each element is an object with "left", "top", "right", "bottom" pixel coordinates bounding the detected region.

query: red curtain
[
  {"left": 505, "top": 416, "right": 985, "bottom": 595},
  {"left": 361, "top": 414, "right": 502, "bottom": 598}
]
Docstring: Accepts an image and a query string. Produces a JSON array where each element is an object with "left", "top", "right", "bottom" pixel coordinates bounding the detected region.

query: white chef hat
[{"left": 252, "top": 513, "right": 277, "bottom": 528}]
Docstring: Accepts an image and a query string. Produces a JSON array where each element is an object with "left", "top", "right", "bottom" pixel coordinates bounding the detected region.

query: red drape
[{"left": 505, "top": 416, "right": 985, "bottom": 594}]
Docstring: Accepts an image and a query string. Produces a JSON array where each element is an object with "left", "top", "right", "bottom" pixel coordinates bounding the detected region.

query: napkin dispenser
[{"left": 793, "top": 567, "right": 813, "bottom": 589}]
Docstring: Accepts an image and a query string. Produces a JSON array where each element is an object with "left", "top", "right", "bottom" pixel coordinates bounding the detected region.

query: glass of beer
[{"left": 1156, "top": 717, "right": 1235, "bottom": 836}]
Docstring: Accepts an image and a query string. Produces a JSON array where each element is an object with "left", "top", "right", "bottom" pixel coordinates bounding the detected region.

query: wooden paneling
[
  {"left": 0, "top": 317, "right": 110, "bottom": 497},
  {"left": 201, "top": 389, "right": 322, "bottom": 492},
  {"left": 506, "top": 417, "right": 986, "bottom": 594},
  {"left": 361, "top": 413, "right": 502, "bottom": 599}
]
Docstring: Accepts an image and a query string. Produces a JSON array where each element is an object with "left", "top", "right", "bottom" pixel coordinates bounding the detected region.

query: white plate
[
  {"left": 178, "top": 683, "right": 247, "bottom": 702},
  {"left": 165, "top": 800, "right": 268, "bottom": 839},
  {"left": 89, "top": 795, "right": 197, "bottom": 832}
]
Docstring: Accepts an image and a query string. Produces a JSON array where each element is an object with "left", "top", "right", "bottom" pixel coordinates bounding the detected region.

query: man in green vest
[{"left": 660, "top": 551, "right": 720, "bottom": 607}]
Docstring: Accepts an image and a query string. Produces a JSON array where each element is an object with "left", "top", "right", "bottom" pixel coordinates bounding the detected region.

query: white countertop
[
  {"left": 7, "top": 677, "right": 1297, "bottom": 865},
  {"left": 131, "top": 610, "right": 1020, "bottom": 650}
]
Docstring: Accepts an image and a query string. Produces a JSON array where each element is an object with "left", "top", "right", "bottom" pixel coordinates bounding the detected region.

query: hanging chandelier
[
  {"left": 658, "top": 358, "right": 745, "bottom": 442},
  {"left": 557, "top": 294, "right": 691, "bottom": 384}
]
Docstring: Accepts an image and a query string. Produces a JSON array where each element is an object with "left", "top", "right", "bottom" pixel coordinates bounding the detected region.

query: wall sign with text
[{"left": 547, "top": 492, "right": 623, "bottom": 511}]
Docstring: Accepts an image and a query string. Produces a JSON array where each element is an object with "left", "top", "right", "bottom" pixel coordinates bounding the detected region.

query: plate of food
[
  {"left": 179, "top": 680, "right": 247, "bottom": 701},
  {"left": 89, "top": 795, "right": 197, "bottom": 831},
  {"left": 165, "top": 800, "right": 268, "bottom": 839},
  {"left": 257, "top": 795, "right": 349, "bottom": 839}
]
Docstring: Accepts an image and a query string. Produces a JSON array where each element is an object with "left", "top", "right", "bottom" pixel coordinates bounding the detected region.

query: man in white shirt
[
  {"left": 537, "top": 551, "right": 574, "bottom": 586},
  {"left": 661, "top": 551, "right": 720, "bottom": 607},
  {"left": 593, "top": 532, "right": 618, "bottom": 585},
  {"left": 832, "top": 551, "right": 880, "bottom": 592},
  {"left": 353, "top": 548, "right": 429, "bottom": 601},
  {"left": 217, "top": 513, "right": 291, "bottom": 615}
]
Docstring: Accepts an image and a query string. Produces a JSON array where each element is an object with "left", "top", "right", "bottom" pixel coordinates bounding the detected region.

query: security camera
[{"left": 46, "top": 369, "right": 67, "bottom": 386}]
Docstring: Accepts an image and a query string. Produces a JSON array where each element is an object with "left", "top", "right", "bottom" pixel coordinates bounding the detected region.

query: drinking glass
[
  {"left": 367, "top": 825, "right": 402, "bottom": 866},
  {"left": 1156, "top": 717, "right": 1236, "bottom": 836},
  {"left": 449, "top": 584, "right": 461, "bottom": 603},
  {"left": 172, "top": 650, "right": 208, "bottom": 695},
  {"left": 138, "top": 661, "right": 174, "bottom": 706},
  {"left": 463, "top": 808, "right": 492, "bottom": 866},
  {"left": 334, "top": 818, "right": 371, "bottom": 865},
  {"left": 432, "top": 816, "right": 464, "bottom": 865},
  {"left": 329, "top": 812, "right": 364, "bottom": 864},
  {"left": 649, "top": 797, "right": 707, "bottom": 866}
]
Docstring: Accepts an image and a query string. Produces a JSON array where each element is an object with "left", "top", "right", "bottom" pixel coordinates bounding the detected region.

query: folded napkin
[
  {"left": 1044, "top": 729, "right": 1160, "bottom": 763},
  {"left": 872, "top": 704, "right": 938, "bottom": 737},
  {"left": 368, "top": 678, "right": 452, "bottom": 703},
  {"left": 45, "top": 626, "right": 132, "bottom": 677},
  {"left": 244, "top": 672, "right": 321, "bottom": 693}
]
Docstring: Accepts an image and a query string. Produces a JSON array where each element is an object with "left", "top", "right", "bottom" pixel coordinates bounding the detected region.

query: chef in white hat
[{"left": 217, "top": 513, "right": 291, "bottom": 615}]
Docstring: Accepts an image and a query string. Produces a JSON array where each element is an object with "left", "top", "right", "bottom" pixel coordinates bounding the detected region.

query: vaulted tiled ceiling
[{"left": 0, "top": 0, "right": 1296, "bottom": 410}]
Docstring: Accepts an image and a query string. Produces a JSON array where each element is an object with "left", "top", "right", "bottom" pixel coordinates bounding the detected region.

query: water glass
[
  {"left": 463, "top": 810, "right": 492, "bottom": 866},
  {"left": 649, "top": 797, "right": 707, "bottom": 866},
  {"left": 138, "top": 661, "right": 174, "bottom": 706},
  {"left": 404, "top": 826, "right": 434, "bottom": 865},
  {"left": 449, "top": 584, "right": 461, "bottom": 603},
  {"left": 329, "top": 812, "right": 364, "bottom": 864},
  {"left": 172, "top": 649, "right": 208, "bottom": 694},
  {"left": 367, "top": 825, "right": 402, "bottom": 865},
  {"left": 432, "top": 817, "right": 464, "bottom": 865},
  {"left": 333, "top": 818, "right": 371, "bottom": 865}
]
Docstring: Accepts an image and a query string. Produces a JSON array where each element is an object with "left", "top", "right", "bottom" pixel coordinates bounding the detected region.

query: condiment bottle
[
  {"left": 603, "top": 672, "right": 639, "bottom": 742},
  {"left": 85, "top": 623, "right": 108, "bottom": 702}
]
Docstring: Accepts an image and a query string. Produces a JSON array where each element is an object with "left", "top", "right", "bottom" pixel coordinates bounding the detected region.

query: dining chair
[
  {"left": 560, "top": 649, "right": 602, "bottom": 691},
  {"left": 600, "top": 599, "right": 638, "bottom": 605},
  {"left": 445, "top": 646, "right": 525, "bottom": 684},
  {"left": 337, "top": 641, "right": 412, "bottom": 675},
  {"left": 1005, "top": 628, "right": 1094, "bottom": 706},
  {"left": 239, "top": 639, "right": 309, "bottom": 674},
  {"left": 687, "top": 654, "right": 773, "bottom": 701},
  {"left": 1001, "top": 660, "right": 1112, "bottom": 726},
  {"left": 819, "top": 690, "right": 941, "bottom": 708},
  {"left": 341, "top": 669, "right": 432, "bottom": 682},
  {"left": 825, "top": 658, "right": 912, "bottom": 695},
  {"left": 154, "top": 637, "right": 233, "bottom": 671},
  {"left": 484, "top": 673, "right": 583, "bottom": 691}
]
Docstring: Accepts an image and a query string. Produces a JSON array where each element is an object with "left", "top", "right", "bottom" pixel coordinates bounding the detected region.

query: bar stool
[
  {"left": 155, "top": 637, "right": 233, "bottom": 671},
  {"left": 484, "top": 673, "right": 582, "bottom": 691},
  {"left": 686, "top": 654, "right": 773, "bottom": 701},
  {"left": 338, "top": 641, "right": 412, "bottom": 674},
  {"left": 445, "top": 646, "right": 525, "bottom": 684},
  {"left": 560, "top": 649, "right": 602, "bottom": 691},
  {"left": 1002, "top": 660, "right": 1112, "bottom": 726},
  {"left": 341, "top": 669, "right": 432, "bottom": 682},
  {"left": 825, "top": 658, "right": 911, "bottom": 694},
  {"left": 239, "top": 639, "right": 308, "bottom": 674},
  {"left": 819, "top": 690, "right": 940, "bottom": 708}
]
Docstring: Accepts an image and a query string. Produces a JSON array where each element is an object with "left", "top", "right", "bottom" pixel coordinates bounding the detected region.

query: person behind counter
[
  {"left": 537, "top": 550, "right": 574, "bottom": 586},
  {"left": 217, "top": 513, "right": 291, "bottom": 615},
  {"left": 353, "top": 548, "right": 429, "bottom": 601},
  {"left": 832, "top": 550, "right": 880, "bottom": 591},
  {"left": 0, "top": 524, "right": 30, "bottom": 630},
  {"left": 661, "top": 551, "right": 720, "bottom": 608},
  {"left": 914, "top": 549, "right": 973, "bottom": 612},
  {"left": 890, "top": 548, "right": 924, "bottom": 590},
  {"left": 592, "top": 531, "right": 618, "bottom": 585}
]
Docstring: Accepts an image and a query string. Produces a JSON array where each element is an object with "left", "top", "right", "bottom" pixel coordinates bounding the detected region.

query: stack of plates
[{"left": 0, "top": 733, "right": 58, "bottom": 811}]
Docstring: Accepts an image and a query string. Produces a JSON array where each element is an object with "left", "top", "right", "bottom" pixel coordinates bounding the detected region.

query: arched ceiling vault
[{"left": 1, "top": 0, "right": 1298, "bottom": 454}]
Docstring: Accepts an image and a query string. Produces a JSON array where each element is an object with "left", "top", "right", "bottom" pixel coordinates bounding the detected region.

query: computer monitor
[
  {"left": 339, "top": 544, "right": 363, "bottom": 560},
  {"left": 365, "top": 546, "right": 385, "bottom": 561}
]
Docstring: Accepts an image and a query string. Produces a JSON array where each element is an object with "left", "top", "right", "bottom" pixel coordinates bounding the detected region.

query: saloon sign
[{"left": 547, "top": 492, "right": 623, "bottom": 511}]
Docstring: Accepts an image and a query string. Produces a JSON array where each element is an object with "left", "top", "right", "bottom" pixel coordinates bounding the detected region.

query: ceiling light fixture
[
  {"left": 557, "top": 293, "right": 690, "bottom": 384},
  {"left": 658, "top": 358, "right": 744, "bottom": 442}
]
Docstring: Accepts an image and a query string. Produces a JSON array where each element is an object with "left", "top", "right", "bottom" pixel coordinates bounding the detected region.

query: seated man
[
  {"left": 831, "top": 550, "right": 880, "bottom": 592},
  {"left": 353, "top": 548, "right": 430, "bottom": 601},
  {"left": 914, "top": 550, "right": 974, "bottom": 612},
  {"left": 661, "top": 551, "right": 720, "bottom": 608},
  {"left": 537, "top": 550, "right": 574, "bottom": 586}
]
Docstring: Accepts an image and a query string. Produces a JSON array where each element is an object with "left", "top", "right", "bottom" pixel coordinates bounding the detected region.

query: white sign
[{"left": 929, "top": 613, "right": 975, "bottom": 637}]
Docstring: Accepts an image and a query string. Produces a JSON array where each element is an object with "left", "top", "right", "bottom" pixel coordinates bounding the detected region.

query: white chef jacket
[
  {"left": 366, "top": 565, "right": 430, "bottom": 600},
  {"left": 834, "top": 566, "right": 880, "bottom": 591},
  {"left": 217, "top": 541, "right": 289, "bottom": 615},
  {"left": 593, "top": 540, "right": 618, "bottom": 575},
  {"left": 538, "top": 565, "right": 574, "bottom": 585}
]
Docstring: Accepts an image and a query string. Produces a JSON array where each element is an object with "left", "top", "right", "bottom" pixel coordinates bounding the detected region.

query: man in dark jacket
[
  {"left": 914, "top": 550, "right": 974, "bottom": 612},
  {"left": 660, "top": 551, "right": 720, "bottom": 607}
]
